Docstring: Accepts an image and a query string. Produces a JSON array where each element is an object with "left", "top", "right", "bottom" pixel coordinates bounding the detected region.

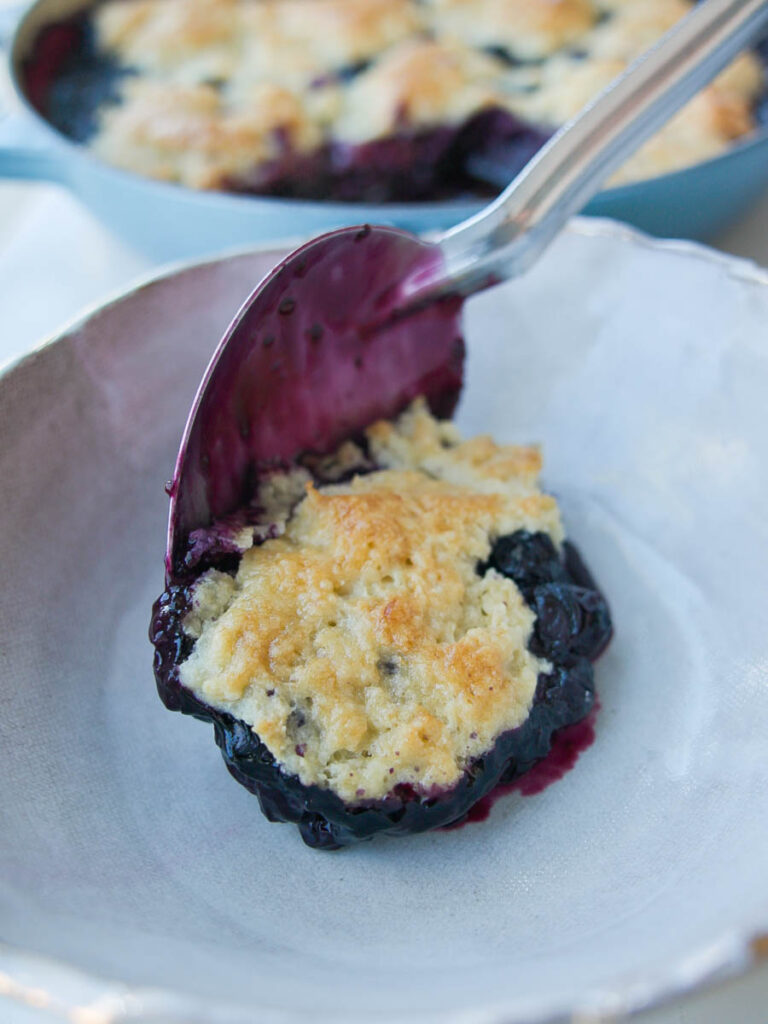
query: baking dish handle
[{"left": 0, "top": 109, "right": 65, "bottom": 181}]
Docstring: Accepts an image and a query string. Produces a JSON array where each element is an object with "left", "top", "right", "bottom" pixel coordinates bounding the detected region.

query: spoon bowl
[{"left": 166, "top": 226, "right": 463, "bottom": 577}]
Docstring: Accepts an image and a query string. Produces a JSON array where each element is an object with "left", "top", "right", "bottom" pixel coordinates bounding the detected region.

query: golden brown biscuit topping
[{"left": 179, "top": 400, "right": 562, "bottom": 802}]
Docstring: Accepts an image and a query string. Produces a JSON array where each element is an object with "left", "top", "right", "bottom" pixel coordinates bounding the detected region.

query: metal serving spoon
[{"left": 166, "top": 0, "right": 768, "bottom": 579}]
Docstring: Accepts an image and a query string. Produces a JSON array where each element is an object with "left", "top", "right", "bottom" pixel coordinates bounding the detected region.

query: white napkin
[{"left": 0, "top": 186, "right": 152, "bottom": 367}]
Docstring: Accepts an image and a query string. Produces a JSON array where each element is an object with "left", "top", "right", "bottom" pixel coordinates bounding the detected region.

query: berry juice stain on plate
[{"left": 445, "top": 705, "right": 600, "bottom": 830}]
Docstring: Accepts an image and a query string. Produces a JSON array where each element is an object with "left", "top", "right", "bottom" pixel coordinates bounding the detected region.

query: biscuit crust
[{"left": 179, "top": 400, "right": 561, "bottom": 802}]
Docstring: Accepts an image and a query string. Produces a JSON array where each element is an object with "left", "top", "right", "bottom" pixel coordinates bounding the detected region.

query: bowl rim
[
  {"left": 6, "top": 0, "right": 768, "bottom": 213},
  {"left": 1, "top": 217, "right": 768, "bottom": 1024}
]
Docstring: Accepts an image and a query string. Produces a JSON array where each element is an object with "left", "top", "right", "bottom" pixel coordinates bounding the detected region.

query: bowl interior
[{"left": 1, "top": 221, "right": 767, "bottom": 1023}]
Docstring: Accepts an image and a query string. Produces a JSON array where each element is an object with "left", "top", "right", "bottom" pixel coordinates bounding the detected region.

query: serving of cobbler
[
  {"left": 25, "top": 0, "right": 766, "bottom": 200},
  {"left": 151, "top": 400, "right": 612, "bottom": 848}
]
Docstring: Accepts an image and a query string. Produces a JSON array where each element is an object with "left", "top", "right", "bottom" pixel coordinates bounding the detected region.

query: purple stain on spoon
[{"left": 167, "top": 226, "right": 463, "bottom": 578}]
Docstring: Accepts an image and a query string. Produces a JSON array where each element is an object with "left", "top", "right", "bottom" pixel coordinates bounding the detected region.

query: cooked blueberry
[
  {"left": 570, "top": 587, "right": 613, "bottom": 659},
  {"left": 287, "top": 708, "right": 307, "bottom": 734},
  {"left": 530, "top": 583, "right": 612, "bottom": 662},
  {"left": 487, "top": 530, "right": 569, "bottom": 598},
  {"left": 337, "top": 59, "right": 372, "bottom": 83},
  {"left": 538, "top": 659, "right": 595, "bottom": 718},
  {"left": 530, "top": 583, "right": 584, "bottom": 661},
  {"left": 482, "top": 45, "right": 546, "bottom": 68}
]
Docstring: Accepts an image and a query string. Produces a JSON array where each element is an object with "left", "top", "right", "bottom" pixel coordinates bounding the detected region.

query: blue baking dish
[{"left": 0, "top": 0, "right": 766, "bottom": 262}]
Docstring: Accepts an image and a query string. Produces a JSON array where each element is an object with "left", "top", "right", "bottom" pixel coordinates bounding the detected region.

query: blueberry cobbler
[
  {"left": 25, "top": 0, "right": 767, "bottom": 200},
  {"left": 151, "top": 399, "right": 611, "bottom": 848}
]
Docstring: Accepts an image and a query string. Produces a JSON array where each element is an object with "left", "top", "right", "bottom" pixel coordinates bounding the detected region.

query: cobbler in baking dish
[
  {"left": 151, "top": 400, "right": 612, "bottom": 848},
  {"left": 25, "top": 0, "right": 766, "bottom": 200}
]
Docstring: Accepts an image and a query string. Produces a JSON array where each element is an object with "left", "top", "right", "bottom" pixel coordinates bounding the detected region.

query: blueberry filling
[
  {"left": 530, "top": 581, "right": 612, "bottom": 663},
  {"left": 485, "top": 529, "right": 569, "bottom": 597},
  {"left": 310, "top": 59, "right": 372, "bottom": 89},
  {"left": 487, "top": 530, "right": 612, "bottom": 663},
  {"left": 151, "top": 518, "right": 611, "bottom": 849},
  {"left": 23, "top": 16, "right": 133, "bottom": 143},
  {"left": 481, "top": 45, "right": 546, "bottom": 69},
  {"left": 219, "top": 112, "right": 547, "bottom": 203}
]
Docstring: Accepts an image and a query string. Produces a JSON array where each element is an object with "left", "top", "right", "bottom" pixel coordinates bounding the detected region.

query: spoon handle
[{"left": 403, "top": 0, "right": 768, "bottom": 303}]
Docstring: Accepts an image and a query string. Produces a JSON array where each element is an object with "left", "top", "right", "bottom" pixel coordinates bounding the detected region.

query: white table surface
[{"left": 2, "top": 178, "right": 768, "bottom": 1024}]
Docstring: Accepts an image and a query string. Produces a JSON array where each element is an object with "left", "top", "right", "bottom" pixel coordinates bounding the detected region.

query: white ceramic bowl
[{"left": 1, "top": 218, "right": 768, "bottom": 1024}]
